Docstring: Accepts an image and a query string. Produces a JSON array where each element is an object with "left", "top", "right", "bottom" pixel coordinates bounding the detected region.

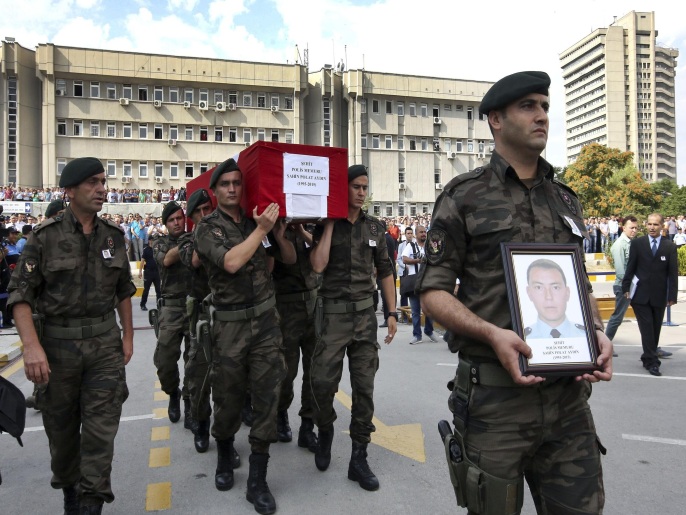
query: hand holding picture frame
[{"left": 501, "top": 243, "right": 601, "bottom": 377}]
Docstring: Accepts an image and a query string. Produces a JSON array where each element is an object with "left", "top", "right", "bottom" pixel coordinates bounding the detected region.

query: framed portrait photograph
[{"left": 501, "top": 243, "right": 601, "bottom": 377}]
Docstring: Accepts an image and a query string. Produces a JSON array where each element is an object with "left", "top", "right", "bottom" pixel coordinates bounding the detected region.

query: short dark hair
[
  {"left": 622, "top": 215, "right": 638, "bottom": 226},
  {"left": 527, "top": 259, "right": 566, "bottom": 286}
]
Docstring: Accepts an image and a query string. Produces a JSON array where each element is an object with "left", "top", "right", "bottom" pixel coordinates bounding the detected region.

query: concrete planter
[{"left": 678, "top": 275, "right": 686, "bottom": 292}]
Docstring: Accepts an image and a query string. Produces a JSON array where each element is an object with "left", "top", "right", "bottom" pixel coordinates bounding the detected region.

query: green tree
[{"left": 562, "top": 143, "right": 661, "bottom": 217}]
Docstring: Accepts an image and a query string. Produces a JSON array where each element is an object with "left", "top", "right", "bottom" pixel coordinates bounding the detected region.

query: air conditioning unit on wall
[
  {"left": 228, "top": 103, "right": 237, "bottom": 111},
  {"left": 199, "top": 100, "right": 209, "bottom": 111},
  {"left": 447, "top": 151, "right": 457, "bottom": 159},
  {"left": 119, "top": 98, "right": 130, "bottom": 106},
  {"left": 215, "top": 102, "right": 226, "bottom": 112},
  {"left": 121, "top": 176, "right": 131, "bottom": 183},
  {"left": 153, "top": 100, "right": 162, "bottom": 108},
  {"left": 399, "top": 183, "right": 406, "bottom": 190}
]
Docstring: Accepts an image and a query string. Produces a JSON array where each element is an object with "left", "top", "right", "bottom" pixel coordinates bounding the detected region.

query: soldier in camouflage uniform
[
  {"left": 417, "top": 71, "right": 613, "bottom": 515},
  {"left": 9, "top": 157, "right": 135, "bottom": 515},
  {"left": 153, "top": 201, "right": 194, "bottom": 428},
  {"left": 309, "top": 164, "right": 397, "bottom": 491},
  {"left": 272, "top": 224, "right": 319, "bottom": 451},
  {"left": 194, "top": 158, "right": 294, "bottom": 514}
]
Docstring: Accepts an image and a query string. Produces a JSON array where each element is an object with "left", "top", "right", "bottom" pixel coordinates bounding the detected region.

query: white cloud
[
  {"left": 75, "top": 0, "right": 101, "bottom": 8},
  {"left": 167, "top": 0, "right": 200, "bottom": 12}
]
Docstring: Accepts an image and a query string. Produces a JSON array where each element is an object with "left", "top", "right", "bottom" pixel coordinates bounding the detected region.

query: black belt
[{"left": 159, "top": 297, "right": 186, "bottom": 308}]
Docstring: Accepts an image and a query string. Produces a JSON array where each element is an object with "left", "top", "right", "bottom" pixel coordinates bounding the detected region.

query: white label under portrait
[{"left": 283, "top": 153, "right": 330, "bottom": 196}]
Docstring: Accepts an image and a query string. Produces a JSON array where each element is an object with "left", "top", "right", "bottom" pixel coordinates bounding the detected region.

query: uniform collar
[
  {"left": 64, "top": 206, "right": 100, "bottom": 234},
  {"left": 490, "top": 150, "right": 555, "bottom": 185}
]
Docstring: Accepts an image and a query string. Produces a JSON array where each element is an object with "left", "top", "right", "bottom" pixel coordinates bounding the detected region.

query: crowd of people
[
  {"left": 585, "top": 214, "right": 686, "bottom": 252},
  {"left": 0, "top": 185, "right": 187, "bottom": 203}
]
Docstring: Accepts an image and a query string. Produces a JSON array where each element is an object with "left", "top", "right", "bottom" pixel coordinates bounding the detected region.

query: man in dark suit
[{"left": 622, "top": 213, "right": 678, "bottom": 376}]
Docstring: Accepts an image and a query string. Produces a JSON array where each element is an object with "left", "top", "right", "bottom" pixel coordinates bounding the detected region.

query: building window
[
  {"left": 57, "top": 158, "right": 66, "bottom": 175},
  {"left": 154, "top": 124, "right": 163, "bottom": 140},
  {"left": 372, "top": 135, "right": 380, "bottom": 149},
  {"left": 107, "top": 160, "right": 116, "bottom": 177},
  {"left": 360, "top": 98, "right": 367, "bottom": 114},
  {"left": 478, "top": 112, "right": 485, "bottom": 121},
  {"left": 386, "top": 100, "right": 392, "bottom": 114},
  {"left": 444, "top": 104, "right": 452, "bottom": 111},
  {"left": 372, "top": 100, "right": 379, "bottom": 113},
  {"left": 184, "top": 88, "right": 193, "bottom": 103},
  {"left": 257, "top": 93, "right": 266, "bottom": 108},
  {"left": 107, "top": 122, "right": 115, "bottom": 138},
  {"left": 200, "top": 163, "right": 209, "bottom": 174},
  {"left": 200, "top": 126, "right": 208, "bottom": 141},
  {"left": 285, "top": 130, "right": 293, "bottom": 144},
  {"left": 456, "top": 104, "right": 463, "bottom": 111},
  {"left": 73, "top": 120, "right": 83, "bottom": 136},
  {"left": 243, "top": 92, "right": 252, "bottom": 107},
  {"left": 73, "top": 80, "right": 83, "bottom": 97},
  {"left": 185, "top": 126, "right": 193, "bottom": 141},
  {"left": 257, "top": 128, "right": 266, "bottom": 141},
  {"left": 185, "top": 163, "right": 194, "bottom": 178},
  {"left": 478, "top": 141, "right": 485, "bottom": 153},
  {"left": 214, "top": 91, "right": 224, "bottom": 104},
  {"left": 56, "top": 79, "right": 67, "bottom": 96},
  {"left": 409, "top": 103, "right": 416, "bottom": 116},
  {"left": 386, "top": 205, "right": 393, "bottom": 217},
  {"left": 420, "top": 104, "right": 428, "bottom": 117},
  {"left": 229, "top": 127, "right": 237, "bottom": 142},
  {"left": 409, "top": 137, "right": 416, "bottom": 150},
  {"left": 373, "top": 204, "right": 381, "bottom": 216},
  {"left": 284, "top": 96, "right": 293, "bottom": 110},
  {"left": 215, "top": 126, "right": 223, "bottom": 142},
  {"left": 155, "top": 162, "right": 163, "bottom": 178},
  {"left": 170, "top": 162, "right": 179, "bottom": 178},
  {"left": 385, "top": 135, "right": 392, "bottom": 149},
  {"left": 422, "top": 204, "right": 429, "bottom": 214},
  {"left": 139, "top": 162, "right": 148, "bottom": 178},
  {"left": 398, "top": 137, "right": 404, "bottom": 150},
  {"left": 397, "top": 102, "right": 404, "bottom": 116},
  {"left": 421, "top": 138, "right": 428, "bottom": 151},
  {"left": 271, "top": 129, "right": 279, "bottom": 142},
  {"left": 106, "top": 84, "right": 116, "bottom": 99},
  {"left": 410, "top": 204, "right": 417, "bottom": 216},
  {"left": 154, "top": 86, "right": 163, "bottom": 102},
  {"left": 398, "top": 169, "right": 405, "bottom": 183},
  {"left": 433, "top": 138, "right": 440, "bottom": 151},
  {"left": 433, "top": 105, "right": 440, "bottom": 118},
  {"left": 455, "top": 140, "right": 462, "bottom": 152},
  {"left": 271, "top": 95, "right": 280, "bottom": 109},
  {"left": 434, "top": 170, "right": 441, "bottom": 184},
  {"left": 123, "top": 161, "right": 132, "bottom": 177},
  {"left": 138, "top": 86, "right": 148, "bottom": 101},
  {"left": 57, "top": 119, "right": 66, "bottom": 136},
  {"left": 243, "top": 129, "right": 252, "bottom": 144},
  {"left": 90, "top": 121, "right": 100, "bottom": 137},
  {"left": 229, "top": 91, "right": 238, "bottom": 104},
  {"left": 123, "top": 123, "right": 132, "bottom": 138},
  {"left": 361, "top": 135, "right": 367, "bottom": 148},
  {"left": 169, "top": 87, "right": 179, "bottom": 103},
  {"left": 398, "top": 204, "right": 405, "bottom": 216},
  {"left": 90, "top": 82, "right": 100, "bottom": 98},
  {"left": 467, "top": 140, "right": 474, "bottom": 152},
  {"left": 467, "top": 107, "right": 473, "bottom": 120},
  {"left": 139, "top": 123, "right": 148, "bottom": 139},
  {"left": 199, "top": 88, "right": 209, "bottom": 103},
  {"left": 444, "top": 139, "right": 451, "bottom": 152},
  {"left": 123, "top": 84, "right": 132, "bottom": 99}
]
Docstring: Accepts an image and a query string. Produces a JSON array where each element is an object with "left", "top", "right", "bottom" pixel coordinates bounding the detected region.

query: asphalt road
[{"left": 2, "top": 285, "right": 685, "bottom": 514}]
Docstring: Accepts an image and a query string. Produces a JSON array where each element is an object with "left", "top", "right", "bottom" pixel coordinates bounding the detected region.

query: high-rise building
[{"left": 560, "top": 11, "right": 678, "bottom": 182}]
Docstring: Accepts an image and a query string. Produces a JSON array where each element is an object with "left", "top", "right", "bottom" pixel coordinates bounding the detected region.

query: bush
[{"left": 678, "top": 246, "right": 686, "bottom": 276}]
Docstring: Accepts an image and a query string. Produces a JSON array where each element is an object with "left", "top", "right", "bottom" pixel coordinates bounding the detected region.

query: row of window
[
  {"left": 54, "top": 79, "right": 294, "bottom": 109},
  {"left": 362, "top": 99, "right": 486, "bottom": 121},
  {"left": 371, "top": 203, "right": 432, "bottom": 218},
  {"left": 362, "top": 135, "right": 492, "bottom": 153},
  {"left": 56, "top": 159, "right": 213, "bottom": 179},
  {"left": 56, "top": 120, "right": 293, "bottom": 144},
  {"left": 6, "top": 77, "right": 18, "bottom": 183}
]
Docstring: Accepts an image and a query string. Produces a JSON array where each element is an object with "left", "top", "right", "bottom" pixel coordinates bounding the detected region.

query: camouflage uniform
[
  {"left": 7, "top": 208, "right": 135, "bottom": 505},
  {"left": 272, "top": 228, "right": 319, "bottom": 418},
  {"left": 152, "top": 233, "right": 193, "bottom": 398},
  {"left": 310, "top": 213, "right": 393, "bottom": 443},
  {"left": 178, "top": 232, "right": 212, "bottom": 423},
  {"left": 194, "top": 209, "right": 286, "bottom": 453},
  {"left": 416, "top": 152, "right": 604, "bottom": 514}
]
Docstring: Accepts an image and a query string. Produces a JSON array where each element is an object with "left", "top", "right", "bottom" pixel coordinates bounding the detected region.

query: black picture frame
[{"left": 501, "top": 243, "right": 601, "bottom": 377}]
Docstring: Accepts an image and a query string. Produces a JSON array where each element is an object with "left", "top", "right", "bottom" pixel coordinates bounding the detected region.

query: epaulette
[
  {"left": 553, "top": 179, "right": 579, "bottom": 199},
  {"left": 364, "top": 213, "right": 386, "bottom": 231},
  {"left": 444, "top": 166, "right": 486, "bottom": 191},
  {"left": 103, "top": 218, "right": 125, "bottom": 234},
  {"left": 32, "top": 216, "right": 61, "bottom": 233}
]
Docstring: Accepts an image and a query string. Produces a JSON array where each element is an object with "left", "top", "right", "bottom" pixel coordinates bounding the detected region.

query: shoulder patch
[
  {"left": 555, "top": 185, "right": 578, "bottom": 215},
  {"left": 426, "top": 229, "right": 447, "bottom": 265},
  {"left": 32, "top": 217, "right": 60, "bottom": 233}
]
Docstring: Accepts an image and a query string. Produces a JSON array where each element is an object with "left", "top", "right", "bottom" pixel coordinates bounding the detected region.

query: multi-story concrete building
[
  {"left": 560, "top": 11, "right": 678, "bottom": 182},
  {"left": 2, "top": 41, "right": 496, "bottom": 215}
]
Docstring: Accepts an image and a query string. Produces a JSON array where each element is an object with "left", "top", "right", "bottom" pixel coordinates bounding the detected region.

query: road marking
[
  {"left": 149, "top": 447, "right": 171, "bottom": 468},
  {"left": 335, "top": 390, "right": 425, "bottom": 463},
  {"left": 437, "top": 363, "right": 457, "bottom": 367},
  {"left": 614, "top": 372, "right": 686, "bottom": 381},
  {"left": 146, "top": 482, "right": 172, "bottom": 511},
  {"left": 153, "top": 407, "right": 168, "bottom": 419},
  {"left": 155, "top": 380, "right": 162, "bottom": 389},
  {"left": 1, "top": 358, "right": 24, "bottom": 378},
  {"left": 154, "top": 391, "right": 169, "bottom": 401},
  {"left": 16, "top": 413, "right": 155, "bottom": 433},
  {"left": 151, "top": 427, "right": 170, "bottom": 441},
  {"left": 622, "top": 434, "right": 686, "bottom": 446}
]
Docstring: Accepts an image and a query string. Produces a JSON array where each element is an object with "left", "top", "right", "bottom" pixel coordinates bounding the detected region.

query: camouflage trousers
[
  {"left": 454, "top": 376, "right": 604, "bottom": 515},
  {"left": 276, "top": 296, "right": 316, "bottom": 418},
  {"left": 35, "top": 325, "right": 128, "bottom": 505},
  {"left": 210, "top": 306, "right": 286, "bottom": 453},
  {"left": 310, "top": 305, "right": 380, "bottom": 444},
  {"left": 153, "top": 304, "right": 191, "bottom": 397},
  {"left": 185, "top": 315, "right": 212, "bottom": 422}
]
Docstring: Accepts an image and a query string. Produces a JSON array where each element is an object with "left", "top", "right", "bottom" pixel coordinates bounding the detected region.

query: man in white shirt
[
  {"left": 402, "top": 225, "right": 438, "bottom": 344},
  {"left": 397, "top": 227, "right": 414, "bottom": 310}
]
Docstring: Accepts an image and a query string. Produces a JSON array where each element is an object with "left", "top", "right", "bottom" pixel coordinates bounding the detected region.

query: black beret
[
  {"left": 45, "top": 199, "right": 66, "bottom": 218},
  {"left": 187, "top": 189, "right": 212, "bottom": 217},
  {"left": 58, "top": 157, "right": 104, "bottom": 188},
  {"left": 209, "top": 158, "right": 241, "bottom": 189},
  {"left": 162, "top": 201, "right": 183, "bottom": 225},
  {"left": 479, "top": 71, "right": 550, "bottom": 116},
  {"left": 348, "top": 164, "right": 368, "bottom": 182}
]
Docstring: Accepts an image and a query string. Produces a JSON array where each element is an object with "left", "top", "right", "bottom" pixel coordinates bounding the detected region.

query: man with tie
[
  {"left": 622, "top": 213, "right": 678, "bottom": 376},
  {"left": 523, "top": 259, "right": 587, "bottom": 339}
]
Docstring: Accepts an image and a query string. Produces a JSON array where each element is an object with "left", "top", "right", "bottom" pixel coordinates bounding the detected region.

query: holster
[
  {"left": 196, "top": 318, "right": 213, "bottom": 364},
  {"left": 187, "top": 296, "right": 199, "bottom": 338},
  {"left": 313, "top": 296, "right": 324, "bottom": 339},
  {"left": 149, "top": 301, "right": 160, "bottom": 338},
  {"left": 32, "top": 313, "right": 45, "bottom": 341}
]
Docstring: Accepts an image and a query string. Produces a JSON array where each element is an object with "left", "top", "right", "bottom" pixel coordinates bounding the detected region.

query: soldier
[
  {"left": 418, "top": 71, "right": 612, "bottom": 514},
  {"left": 152, "top": 201, "right": 194, "bottom": 428},
  {"left": 309, "top": 164, "right": 397, "bottom": 491},
  {"left": 9, "top": 157, "right": 135, "bottom": 514},
  {"left": 195, "top": 158, "right": 294, "bottom": 514},
  {"left": 177, "top": 189, "right": 239, "bottom": 467},
  {"left": 272, "top": 223, "right": 319, "bottom": 451}
]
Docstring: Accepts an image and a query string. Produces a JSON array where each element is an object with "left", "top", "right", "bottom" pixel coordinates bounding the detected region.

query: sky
[{"left": 2, "top": 0, "right": 685, "bottom": 182}]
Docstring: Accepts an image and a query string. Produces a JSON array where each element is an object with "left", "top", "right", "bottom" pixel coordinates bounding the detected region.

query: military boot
[
  {"left": 183, "top": 397, "right": 197, "bottom": 432},
  {"left": 79, "top": 503, "right": 103, "bottom": 515},
  {"left": 215, "top": 438, "right": 236, "bottom": 491},
  {"left": 315, "top": 428, "right": 334, "bottom": 471},
  {"left": 348, "top": 441, "right": 379, "bottom": 491},
  {"left": 276, "top": 410, "right": 292, "bottom": 442},
  {"left": 241, "top": 395, "right": 255, "bottom": 427},
  {"left": 297, "top": 417, "right": 318, "bottom": 453},
  {"left": 232, "top": 445, "right": 241, "bottom": 469},
  {"left": 168, "top": 388, "right": 181, "bottom": 423},
  {"left": 63, "top": 485, "right": 79, "bottom": 515},
  {"left": 194, "top": 419, "right": 210, "bottom": 453},
  {"left": 246, "top": 453, "right": 276, "bottom": 515}
]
